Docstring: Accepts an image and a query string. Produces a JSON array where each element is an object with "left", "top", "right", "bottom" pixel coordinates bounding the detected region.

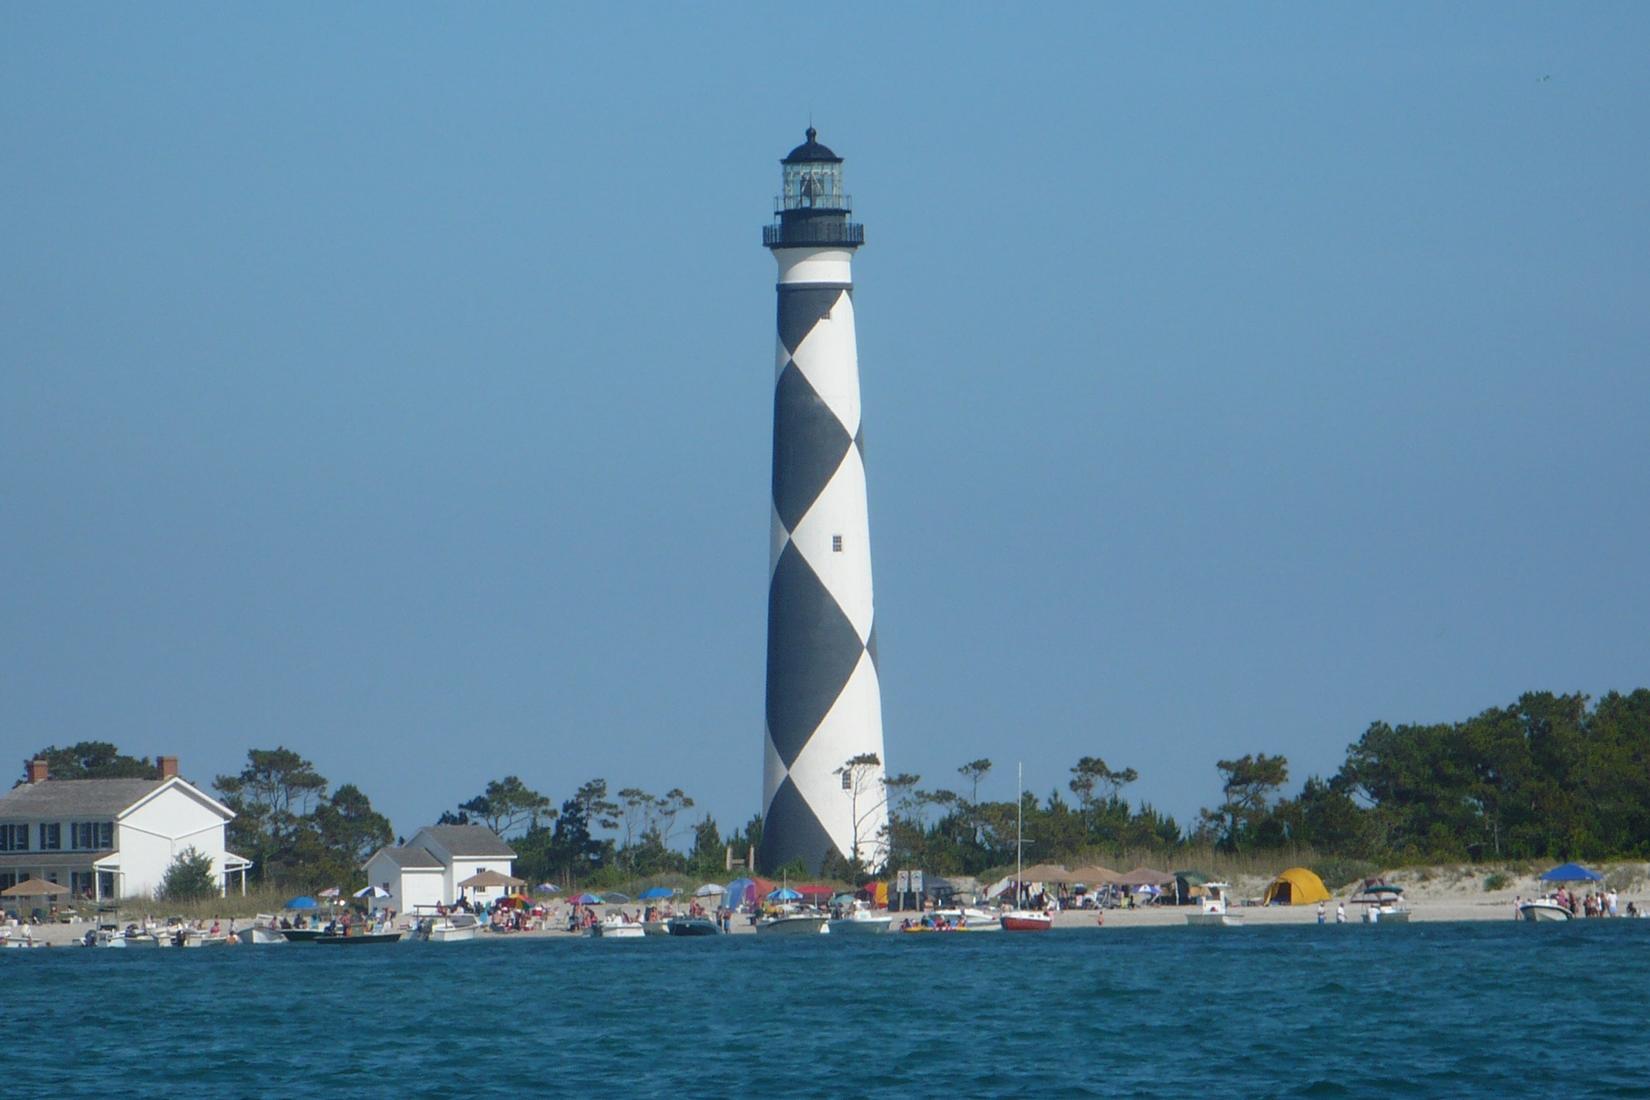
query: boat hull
[
  {"left": 239, "top": 927, "right": 287, "bottom": 945},
  {"left": 1520, "top": 902, "right": 1572, "bottom": 922},
  {"left": 1185, "top": 912, "right": 1245, "bottom": 927},
  {"left": 314, "top": 932, "right": 405, "bottom": 945},
  {"left": 756, "top": 915, "right": 829, "bottom": 935},
  {"left": 666, "top": 917, "right": 722, "bottom": 936},
  {"left": 827, "top": 916, "right": 892, "bottom": 936},
  {"left": 591, "top": 922, "right": 645, "bottom": 938},
  {"left": 1000, "top": 913, "right": 1053, "bottom": 932},
  {"left": 279, "top": 929, "right": 327, "bottom": 942}
]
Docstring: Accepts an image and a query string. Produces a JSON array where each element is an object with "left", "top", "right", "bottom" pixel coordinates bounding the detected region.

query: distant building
[
  {"left": 362, "top": 824, "right": 516, "bottom": 915},
  {"left": 0, "top": 756, "right": 250, "bottom": 902}
]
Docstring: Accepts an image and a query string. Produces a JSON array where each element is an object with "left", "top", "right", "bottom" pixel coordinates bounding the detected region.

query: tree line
[
  {"left": 23, "top": 688, "right": 1648, "bottom": 890},
  {"left": 880, "top": 689, "right": 1650, "bottom": 875}
]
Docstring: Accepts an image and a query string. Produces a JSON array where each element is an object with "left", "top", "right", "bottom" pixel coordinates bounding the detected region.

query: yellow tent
[{"left": 1262, "top": 867, "right": 1330, "bottom": 905}]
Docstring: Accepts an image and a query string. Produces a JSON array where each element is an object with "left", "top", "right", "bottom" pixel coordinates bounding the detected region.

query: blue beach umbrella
[
  {"left": 1540, "top": 863, "right": 1603, "bottom": 883},
  {"left": 767, "top": 887, "right": 802, "bottom": 902},
  {"left": 638, "top": 887, "right": 675, "bottom": 900},
  {"left": 568, "top": 893, "right": 604, "bottom": 905},
  {"left": 535, "top": 883, "right": 560, "bottom": 894},
  {"left": 284, "top": 895, "right": 319, "bottom": 910}
]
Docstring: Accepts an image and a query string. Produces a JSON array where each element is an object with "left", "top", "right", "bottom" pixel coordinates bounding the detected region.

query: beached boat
[
  {"left": 666, "top": 916, "right": 722, "bottom": 936},
  {"left": 642, "top": 920, "right": 671, "bottom": 937},
  {"left": 934, "top": 906, "right": 1001, "bottom": 932},
  {"left": 1185, "top": 882, "right": 1244, "bottom": 928},
  {"left": 314, "top": 930, "right": 405, "bottom": 945},
  {"left": 1, "top": 935, "right": 46, "bottom": 949},
  {"left": 1001, "top": 764, "right": 1054, "bottom": 933},
  {"left": 417, "top": 912, "right": 479, "bottom": 943},
  {"left": 756, "top": 909, "right": 830, "bottom": 935},
  {"left": 590, "top": 916, "right": 646, "bottom": 939},
  {"left": 1352, "top": 884, "right": 1410, "bottom": 924},
  {"left": 278, "top": 928, "right": 327, "bottom": 943},
  {"left": 238, "top": 916, "right": 287, "bottom": 945},
  {"left": 898, "top": 914, "right": 982, "bottom": 933},
  {"left": 1519, "top": 898, "right": 1573, "bottom": 922},
  {"left": 175, "top": 928, "right": 234, "bottom": 948},
  {"left": 827, "top": 905, "right": 892, "bottom": 936},
  {"left": 84, "top": 925, "right": 162, "bottom": 948}
]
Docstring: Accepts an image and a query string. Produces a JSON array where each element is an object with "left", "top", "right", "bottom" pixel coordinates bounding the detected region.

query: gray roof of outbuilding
[
  {"left": 375, "top": 846, "right": 442, "bottom": 870},
  {"left": 421, "top": 824, "right": 516, "bottom": 858},
  {"left": 0, "top": 779, "right": 167, "bottom": 818}
]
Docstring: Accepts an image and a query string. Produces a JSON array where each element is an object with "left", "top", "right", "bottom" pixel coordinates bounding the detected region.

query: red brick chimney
[
  {"left": 26, "top": 759, "right": 48, "bottom": 784},
  {"left": 158, "top": 755, "right": 179, "bottom": 780}
]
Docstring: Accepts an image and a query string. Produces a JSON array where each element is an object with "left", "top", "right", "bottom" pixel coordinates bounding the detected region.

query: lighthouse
[{"left": 759, "top": 128, "right": 889, "bottom": 874}]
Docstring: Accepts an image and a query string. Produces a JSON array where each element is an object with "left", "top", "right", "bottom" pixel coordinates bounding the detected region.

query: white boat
[
  {"left": 827, "top": 904, "right": 893, "bottom": 936},
  {"left": 590, "top": 916, "right": 646, "bottom": 939},
  {"left": 84, "top": 925, "right": 161, "bottom": 948},
  {"left": 419, "top": 912, "right": 480, "bottom": 943},
  {"left": 756, "top": 909, "right": 830, "bottom": 935},
  {"left": 1185, "top": 882, "right": 1244, "bottom": 928},
  {"left": 935, "top": 906, "right": 1001, "bottom": 932},
  {"left": 1, "top": 928, "right": 45, "bottom": 949},
  {"left": 177, "top": 930, "right": 234, "bottom": 948},
  {"left": 1519, "top": 898, "right": 1573, "bottom": 922},
  {"left": 238, "top": 916, "right": 287, "bottom": 945},
  {"left": 1352, "top": 884, "right": 1410, "bottom": 924}
]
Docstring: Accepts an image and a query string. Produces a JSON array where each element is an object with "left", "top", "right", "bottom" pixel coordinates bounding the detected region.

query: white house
[
  {"left": 363, "top": 824, "right": 516, "bottom": 915},
  {"left": 0, "top": 756, "right": 251, "bottom": 903}
]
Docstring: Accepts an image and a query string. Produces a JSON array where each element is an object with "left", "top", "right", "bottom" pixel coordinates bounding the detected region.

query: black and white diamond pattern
[{"left": 761, "top": 282, "right": 888, "bottom": 874}]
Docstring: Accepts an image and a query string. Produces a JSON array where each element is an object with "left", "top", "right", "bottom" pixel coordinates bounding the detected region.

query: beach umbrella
[
  {"left": 604, "top": 892, "right": 631, "bottom": 904},
  {"left": 457, "top": 870, "right": 526, "bottom": 890},
  {"left": 693, "top": 883, "right": 725, "bottom": 898},
  {"left": 317, "top": 886, "right": 341, "bottom": 898},
  {"left": 638, "top": 887, "right": 675, "bottom": 901},
  {"left": 0, "top": 879, "right": 71, "bottom": 898},
  {"left": 353, "top": 885, "right": 391, "bottom": 899},
  {"left": 568, "top": 893, "right": 604, "bottom": 905},
  {"left": 535, "top": 883, "right": 560, "bottom": 894},
  {"left": 284, "top": 895, "right": 319, "bottom": 910},
  {"left": 767, "top": 887, "right": 802, "bottom": 902},
  {"left": 1540, "top": 862, "right": 1603, "bottom": 883}
]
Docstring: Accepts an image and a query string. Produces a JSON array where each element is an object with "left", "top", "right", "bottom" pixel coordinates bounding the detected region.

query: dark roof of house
[
  {"left": 374, "top": 845, "right": 442, "bottom": 870},
  {"left": 420, "top": 824, "right": 516, "bottom": 858},
  {"left": 0, "top": 779, "right": 167, "bottom": 818}
]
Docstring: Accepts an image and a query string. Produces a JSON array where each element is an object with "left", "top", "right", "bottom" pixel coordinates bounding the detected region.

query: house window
[
  {"left": 832, "top": 534, "right": 844, "bottom": 552},
  {"left": 0, "top": 872, "right": 15, "bottom": 892},
  {"left": 72, "top": 822, "right": 113, "bottom": 850},
  {"left": 70, "top": 871, "right": 96, "bottom": 899},
  {"left": 39, "top": 823, "right": 61, "bottom": 851},
  {"left": 0, "top": 824, "right": 27, "bottom": 851}
]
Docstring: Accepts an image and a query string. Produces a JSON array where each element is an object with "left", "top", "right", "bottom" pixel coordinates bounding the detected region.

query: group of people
[{"left": 1522, "top": 887, "right": 1625, "bottom": 917}]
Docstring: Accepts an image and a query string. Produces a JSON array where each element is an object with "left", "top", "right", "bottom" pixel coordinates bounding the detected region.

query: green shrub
[
  {"left": 1483, "top": 871, "right": 1511, "bottom": 892},
  {"left": 156, "top": 846, "right": 218, "bottom": 902}
]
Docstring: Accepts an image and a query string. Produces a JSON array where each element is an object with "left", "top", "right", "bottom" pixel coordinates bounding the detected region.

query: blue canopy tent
[
  {"left": 284, "top": 896, "right": 319, "bottom": 910},
  {"left": 1540, "top": 863, "right": 1603, "bottom": 883},
  {"left": 638, "top": 887, "right": 675, "bottom": 901},
  {"left": 724, "top": 877, "right": 756, "bottom": 907}
]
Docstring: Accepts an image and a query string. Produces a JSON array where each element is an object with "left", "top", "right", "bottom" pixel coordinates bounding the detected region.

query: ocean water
[{"left": 11, "top": 920, "right": 1648, "bottom": 1096}]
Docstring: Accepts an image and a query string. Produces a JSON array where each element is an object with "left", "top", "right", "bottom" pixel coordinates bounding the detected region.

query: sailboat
[{"left": 1001, "top": 763, "right": 1053, "bottom": 932}]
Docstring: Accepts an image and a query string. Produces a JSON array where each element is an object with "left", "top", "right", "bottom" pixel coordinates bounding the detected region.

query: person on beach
[
  {"left": 1317, "top": 902, "right": 1325, "bottom": 925},
  {"left": 1335, "top": 902, "right": 1345, "bottom": 924}
]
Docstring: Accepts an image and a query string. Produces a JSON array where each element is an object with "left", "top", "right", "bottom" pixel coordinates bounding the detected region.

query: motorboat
[
  {"left": 278, "top": 927, "right": 328, "bottom": 942},
  {"left": 315, "top": 921, "right": 405, "bottom": 945},
  {"left": 827, "top": 904, "right": 892, "bottom": 936},
  {"left": 642, "top": 920, "right": 671, "bottom": 937},
  {"left": 84, "top": 925, "right": 161, "bottom": 948},
  {"left": 174, "top": 927, "right": 234, "bottom": 948},
  {"left": 237, "top": 915, "right": 287, "bottom": 944},
  {"left": 1184, "top": 882, "right": 1244, "bottom": 928},
  {"left": 666, "top": 916, "right": 722, "bottom": 936},
  {"left": 1351, "top": 883, "right": 1410, "bottom": 924},
  {"left": 755, "top": 908, "right": 829, "bottom": 935},
  {"left": 1519, "top": 897, "right": 1573, "bottom": 922},
  {"left": 590, "top": 916, "right": 646, "bottom": 939},
  {"left": 934, "top": 906, "right": 1001, "bottom": 932},
  {"left": 416, "top": 912, "right": 480, "bottom": 943},
  {"left": 0, "top": 930, "right": 46, "bottom": 949},
  {"left": 1000, "top": 910, "right": 1053, "bottom": 932}
]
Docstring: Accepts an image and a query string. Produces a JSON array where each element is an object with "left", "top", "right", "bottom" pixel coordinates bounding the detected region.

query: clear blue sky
[{"left": 5, "top": 5, "right": 1647, "bottom": 843}]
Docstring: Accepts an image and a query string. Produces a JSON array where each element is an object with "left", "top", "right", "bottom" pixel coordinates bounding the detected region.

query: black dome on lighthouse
[{"left": 782, "top": 127, "right": 843, "bottom": 164}]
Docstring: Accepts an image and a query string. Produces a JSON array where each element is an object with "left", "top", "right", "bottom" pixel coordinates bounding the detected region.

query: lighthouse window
[{"left": 832, "top": 535, "right": 843, "bottom": 552}]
